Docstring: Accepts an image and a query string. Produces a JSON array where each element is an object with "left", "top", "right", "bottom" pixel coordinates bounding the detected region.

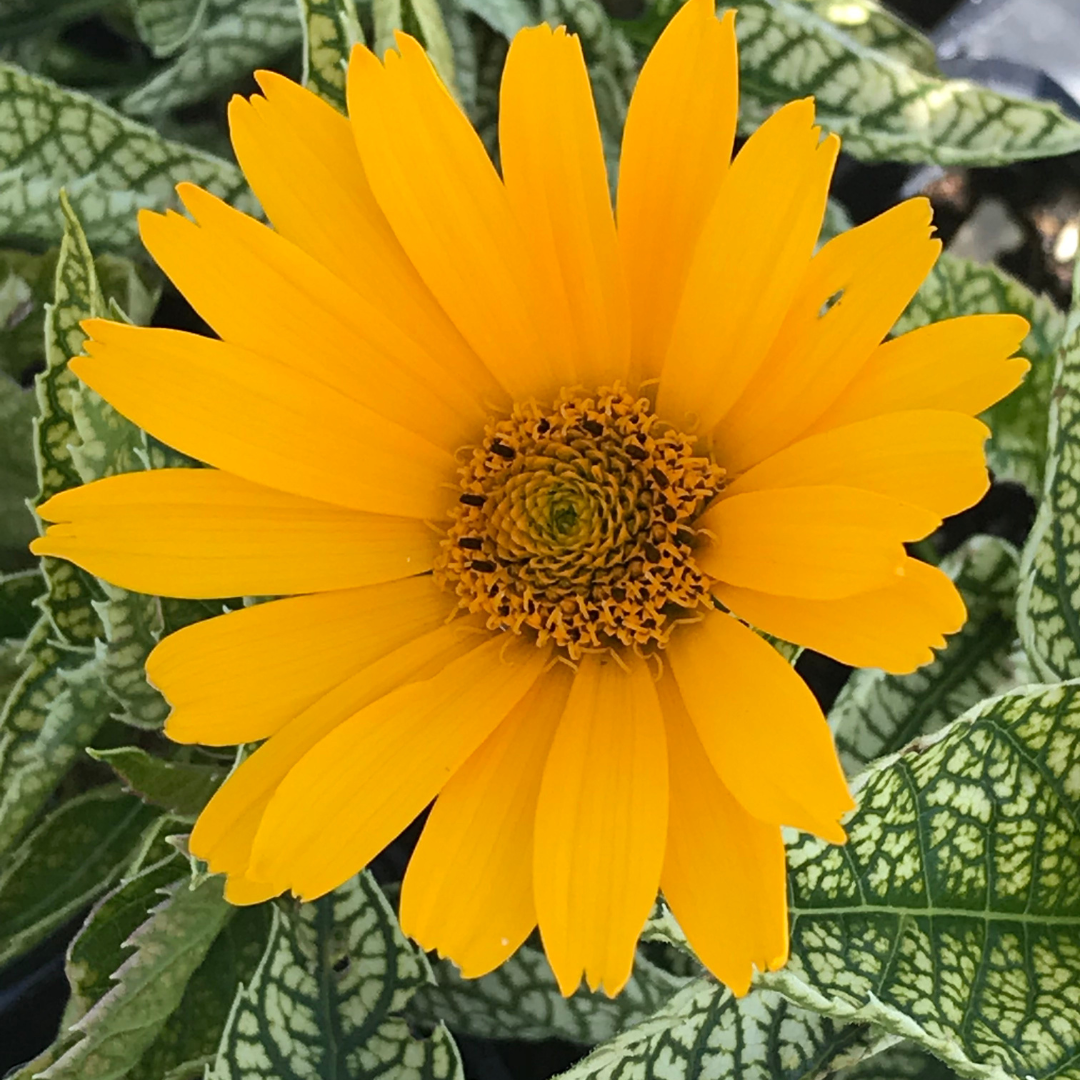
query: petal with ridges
[
  {"left": 190, "top": 619, "right": 486, "bottom": 884},
  {"left": 140, "top": 187, "right": 488, "bottom": 452},
  {"left": 534, "top": 653, "right": 668, "bottom": 997},
  {"left": 32, "top": 470, "right": 438, "bottom": 598},
  {"left": 810, "top": 314, "right": 1031, "bottom": 432},
  {"left": 618, "top": 0, "right": 738, "bottom": 383},
  {"left": 77, "top": 320, "right": 455, "bottom": 518},
  {"left": 723, "top": 410, "right": 990, "bottom": 519},
  {"left": 347, "top": 36, "right": 569, "bottom": 400},
  {"left": 500, "top": 25, "right": 629, "bottom": 388},
  {"left": 714, "top": 557, "right": 966, "bottom": 674},
  {"left": 667, "top": 608, "right": 853, "bottom": 841},
  {"left": 400, "top": 664, "right": 574, "bottom": 978},
  {"left": 228, "top": 74, "right": 504, "bottom": 410},
  {"left": 714, "top": 199, "right": 941, "bottom": 474},
  {"left": 659, "top": 673, "right": 788, "bottom": 996},
  {"left": 151, "top": 576, "right": 455, "bottom": 746},
  {"left": 657, "top": 101, "right": 839, "bottom": 433},
  {"left": 249, "top": 634, "right": 550, "bottom": 900},
  {"left": 696, "top": 485, "right": 940, "bottom": 600}
]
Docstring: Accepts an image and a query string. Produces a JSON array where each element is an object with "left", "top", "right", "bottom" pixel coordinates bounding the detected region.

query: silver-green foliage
[
  {"left": 726, "top": 0, "right": 1080, "bottom": 165},
  {"left": 0, "top": 63, "right": 253, "bottom": 248},
  {"left": 1019, "top": 260, "right": 1080, "bottom": 682},
  {"left": 208, "top": 872, "right": 464, "bottom": 1080}
]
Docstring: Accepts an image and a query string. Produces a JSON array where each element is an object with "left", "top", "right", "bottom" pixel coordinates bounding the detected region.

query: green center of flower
[{"left": 436, "top": 386, "right": 725, "bottom": 657}]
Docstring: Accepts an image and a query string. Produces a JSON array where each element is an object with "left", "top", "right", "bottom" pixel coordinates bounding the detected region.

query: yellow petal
[
  {"left": 190, "top": 618, "right": 487, "bottom": 882},
  {"left": 658, "top": 672, "right": 787, "bottom": 995},
  {"left": 139, "top": 186, "right": 488, "bottom": 452},
  {"left": 656, "top": 100, "right": 839, "bottom": 432},
  {"left": 714, "top": 199, "right": 941, "bottom": 474},
  {"left": 810, "top": 314, "right": 1031, "bottom": 432},
  {"left": 223, "top": 875, "right": 281, "bottom": 906},
  {"left": 667, "top": 608, "right": 853, "bottom": 841},
  {"left": 346, "top": 36, "right": 568, "bottom": 400},
  {"left": 696, "top": 485, "right": 941, "bottom": 600},
  {"left": 714, "top": 557, "right": 966, "bottom": 674},
  {"left": 76, "top": 320, "right": 454, "bottom": 519},
  {"left": 400, "top": 664, "right": 574, "bottom": 978},
  {"left": 32, "top": 469, "right": 437, "bottom": 598},
  {"left": 617, "top": 0, "right": 738, "bottom": 384},
  {"left": 228, "top": 73, "right": 504, "bottom": 410},
  {"left": 534, "top": 653, "right": 668, "bottom": 997},
  {"left": 723, "top": 410, "right": 990, "bottom": 519},
  {"left": 500, "top": 25, "right": 629, "bottom": 388},
  {"left": 151, "top": 576, "right": 455, "bottom": 745},
  {"left": 249, "top": 633, "right": 550, "bottom": 900}
]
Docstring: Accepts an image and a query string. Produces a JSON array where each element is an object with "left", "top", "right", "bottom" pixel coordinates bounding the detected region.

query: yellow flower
[{"left": 32, "top": 0, "right": 1029, "bottom": 997}]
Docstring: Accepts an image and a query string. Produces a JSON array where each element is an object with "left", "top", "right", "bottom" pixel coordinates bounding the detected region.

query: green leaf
[
  {"left": 298, "top": 0, "right": 362, "bottom": 113},
  {"left": 0, "top": 567, "right": 43, "bottom": 640},
  {"left": 454, "top": 0, "right": 533, "bottom": 39},
  {"left": 0, "top": 246, "right": 58, "bottom": 382},
  {"left": 831, "top": 535, "right": 1024, "bottom": 775},
  {"left": 553, "top": 979, "right": 892, "bottom": 1080},
  {"left": 726, "top": 0, "right": 1080, "bottom": 166},
  {"left": 0, "top": 62, "right": 255, "bottom": 248},
  {"left": 408, "top": 0, "right": 456, "bottom": 93},
  {"left": 1018, "top": 259, "right": 1080, "bottom": 681},
  {"left": 121, "top": 0, "right": 303, "bottom": 118},
  {"left": 411, "top": 945, "right": 685, "bottom": 1045},
  {"left": 0, "top": 625, "right": 112, "bottom": 855},
  {"left": 0, "top": 788, "right": 157, "bottom": 968},
  {"left": 789, "top": 0, "right": 938, "bottom": 74},
  {"left": 130, "top": 0, "right": 212, "bottom": 57},
  {"left": 893, "top": 251, "right": 1065, "bottom": 493},
  {"left": 0, "top": 372, "right": 37, "bottom": 570},
  {"left": 837, "top": 1041, "right": 960, "bottom": 1080},
  {"left": 88, "top": 746, "right": 226, "bottom": 818},
  {"left": 42, "top": 875, "right": 236, "bottom": 1080},
  {"left": 208, "top": 872, "right": 464, "bottom": 1080}
]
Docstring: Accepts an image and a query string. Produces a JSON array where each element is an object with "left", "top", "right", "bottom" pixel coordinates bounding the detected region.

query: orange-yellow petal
[
  {"left": 810, "top": 314, "right": 1031, "bottom": 432},
  {"left": 658, "top": 672, "right": 787, "bottom": 995},
  {"left": 190, "top": 618, "right": 486, "bottom": 882},
  {"left": 248, "top": 633, "right": 550, "bottom": 900},
  {"left": 656, "top": 100, "right": 839, "bottom": 433},
  {"left": 139, "top": 187, "right": 487, "bottom": 453},
  {"left": 500, "top": 25, "right": 628, "bottom": 389},
  {"left": 346, "top": 35, "right": 568, "bottom": 401},
  {"left": 696, "top": 486, "right": 940, "bottom": 600},
  {"left": 713, "top": 199, "right": 941, "bottom": 474},
  {"left": 714, "top": 557, "right": 966, "bottom": 674},
  {"left": 400, "top": 664, "right": 574, "bottom": 978},
  {"left": 667, "top": 607, "right": 853, "bottom": 842},
  {"left": 32, "top": 469, "right": 437, "bottom": 598},
  {"left": 723, "top": 410, "right": 990, "bottom": 519},
  {"left": 534, "top": 653, "right": 668, "bottom": 997},
  {"left": 227, "top": 72, "right": 504, "bottom": 410},
  {"left": 151, "top": 576, "right": 455, "bottom": 746},
  {"left": 76, "top": 320, "right": 454, "bottom": 519},
  {"left": 617, "top": 0, "right": 738, "bottom": 383}
]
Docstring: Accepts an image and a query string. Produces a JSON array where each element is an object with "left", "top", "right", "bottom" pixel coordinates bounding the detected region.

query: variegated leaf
[
  {"left": 726, "top": 0, "right": 1080, "bottom": 166},
  {"left": 122, "top": 0, "right": 302, "bottom": 118},
  {"left": 411, "top": 945, "right": 686, "bottom": 1045},
  {"left": 0, "top": 65, "right": 254, "bottom": 248},
  {"left": 208, "top": 872, "right": 463, "bottom": 1080},
  {"left": 299, "top": 0, "right": 362, "bottom": 113},
  {"left": 130, "top": 0, "right": 211, "bottom": 57}
]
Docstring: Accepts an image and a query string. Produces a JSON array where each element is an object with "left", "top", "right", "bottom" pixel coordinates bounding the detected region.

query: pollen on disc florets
[{"left": 436, "top": 385, "right": 725, "bottom": 658}]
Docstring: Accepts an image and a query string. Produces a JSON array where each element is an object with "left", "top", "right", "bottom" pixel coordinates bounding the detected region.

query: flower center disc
[{"left": 437, "top": 386, "right": 725, "bottom": 657}]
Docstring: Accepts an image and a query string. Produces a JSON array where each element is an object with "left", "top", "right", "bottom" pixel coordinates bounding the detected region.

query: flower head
[{"left": 32, "top": 0, "right": 1029, "bottom": 997}]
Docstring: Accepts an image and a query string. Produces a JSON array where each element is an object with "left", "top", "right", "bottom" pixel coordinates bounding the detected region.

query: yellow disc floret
[{"left": 437, "top": 386, "right": 725, "bottom": 656}]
